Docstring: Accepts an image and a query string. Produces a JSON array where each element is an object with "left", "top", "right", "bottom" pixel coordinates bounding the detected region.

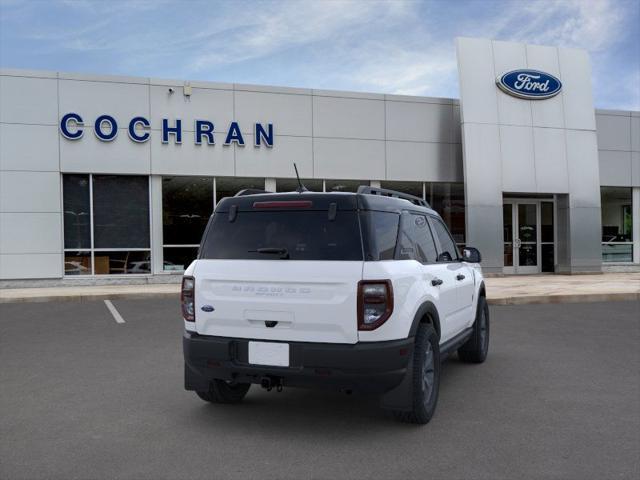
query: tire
[
  {"left": 195, "top": 380, "right": 251, "bottom": 404},
  {"left": 458, "top": 295, "right": 490, "bottom": 364},
  {"left": 394, "top": 323, "right": 440, "bottom": 425}
]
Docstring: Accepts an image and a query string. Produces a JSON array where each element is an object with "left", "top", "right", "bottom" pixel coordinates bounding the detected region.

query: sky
[{"left": 1, "top": 0, "right": 638, "bottom": 110}]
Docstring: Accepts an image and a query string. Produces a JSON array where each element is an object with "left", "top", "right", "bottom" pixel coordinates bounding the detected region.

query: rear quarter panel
[{"left": 359, "top": 260, "right": 438, "bottom": 342}]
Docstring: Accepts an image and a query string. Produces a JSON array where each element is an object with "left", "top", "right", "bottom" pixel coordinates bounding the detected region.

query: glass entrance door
[{"left": 503, "top": 200, "right": 555, "bottom": 274}]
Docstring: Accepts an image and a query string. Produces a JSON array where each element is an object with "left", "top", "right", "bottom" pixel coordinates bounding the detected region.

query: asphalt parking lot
[{"left": 0, "top": 299, "right": 638, "bottom": 480}]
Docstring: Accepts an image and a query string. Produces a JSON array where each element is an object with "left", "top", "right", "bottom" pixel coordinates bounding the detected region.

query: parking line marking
[{"left": 104, "top": 300, "right": 125, "bottom": 324}]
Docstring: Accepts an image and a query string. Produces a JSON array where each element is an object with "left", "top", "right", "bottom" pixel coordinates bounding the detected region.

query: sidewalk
[{"left": 1, "top": 273, "right": 639, "bottom": 305}]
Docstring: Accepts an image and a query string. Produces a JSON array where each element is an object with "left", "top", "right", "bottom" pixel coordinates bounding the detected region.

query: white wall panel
[
  {"left": 456, "top": 38, "right": 498, "bottom": 125},
  {"left": 59, "top": 79, "right": 149, "bottom": 126},
  {"left": 558, "top": 48, "right": 596, "bottom": 131},
  {"left": 499, "top": 125, "right": 536, "bottom": 192},
  {"left": 386, "top": 101, "right": 453, "bottom": 143},
  {"left": 492, "top": 40, "right": 531, "bottom": 127},
  {"left": 313, "top": 97, "right": 384, "bottom": 139},
  {"left": 0, "top": 253, "right": 62, "bottom": 279},
  {"left": 533, "top": 127, "right": 568, "bottom": 193},
  {"left": 631, "top": 151, "right": 640, "bottom": 187},
  {"left": 60, "top": 129, "right": 150, "bottom": 174},
  {"left": 235, "top": 136, "right": 312, "bottom": 178},
  {"left": 566, "top": 130, "right": 600, "bottom": 207},
  {"left": 386, "top": 141, "right": 429, "bottom": 180},
  {"left": 149, "top": 86, "right": 233, "bottom": 132},
  {"left": 598, "top": 150, "right": 633, "bottom": 186},
  {"left": 0, "top": 171, "right": 60, "bottom": 212},
  {"left": 0, "top": 212, "right": 61, "bottom": 254},
  {"left": 632, "top": 116, "right": 640, "bottom": 152},
  {"left": 0, "top": 75, "right": 58, "bottom": 125},
  {"left": 235, "top": 91, "right": 312, "bottom": 137},
  {"left": 461, "top": 123, "right": 502, "bottom": 205},
  {"left": 150, "top": 133, "right": 233, "bottom": 176},
  {"left": 526, "top": 44, "right": 564, "bottom": 129},
  {"left": 314, "top": 138, "right": 385, "bottom": 179},
  {"left": 0, "top": 124, "right": 59, "bottom": 171},
  {"left": 596, "top": 114, "right": 631, "bottom": 151}
]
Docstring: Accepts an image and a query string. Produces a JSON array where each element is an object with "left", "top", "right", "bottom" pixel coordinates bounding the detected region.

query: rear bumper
[{"left": 183, "top": 331, "right": 413, "bottom": 393}]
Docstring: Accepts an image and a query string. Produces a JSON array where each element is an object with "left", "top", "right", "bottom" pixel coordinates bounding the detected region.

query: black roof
[{"left": 214, "top": 189, "right": 438, "bottom": 216}]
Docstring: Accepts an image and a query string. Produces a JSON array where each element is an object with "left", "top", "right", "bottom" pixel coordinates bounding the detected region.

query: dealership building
[{"left": 0, "top": 37, "right": 639, "bottom": 284}]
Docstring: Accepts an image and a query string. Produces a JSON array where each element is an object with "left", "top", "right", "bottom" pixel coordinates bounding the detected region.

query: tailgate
[{"left": 194, "top": 260, "right": 363, "bottom": 344}]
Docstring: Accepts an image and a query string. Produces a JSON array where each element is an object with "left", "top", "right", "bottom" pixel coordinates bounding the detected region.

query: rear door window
[
  {"left": 397, "top": 213, "right": 438, "bottom": 263},
  {"left": 360, "top": 211, "right": 399, "bottom": 261},
  {"left": 429, "top": 216, "right": 459, "bottom": 262},
  {"left": 200, "top": 210, "right": 363, "bottom": 261}
]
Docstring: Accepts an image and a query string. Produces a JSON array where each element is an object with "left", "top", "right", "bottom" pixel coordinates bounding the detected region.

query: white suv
[{"left": 182, "top": 186, "right": 489, "bottom": 424}]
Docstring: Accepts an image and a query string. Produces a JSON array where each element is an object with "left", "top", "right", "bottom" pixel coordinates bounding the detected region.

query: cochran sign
[
  {"left": 59, "top": 113, "right": 274, "bottom": 147},
  {"left": 496, "top": 69, "right": 562, "bottom": 100}
]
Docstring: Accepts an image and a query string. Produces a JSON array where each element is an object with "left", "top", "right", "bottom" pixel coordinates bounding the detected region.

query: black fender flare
[{"left": 408, "top": 301, "right": 441, "bottom": 340}]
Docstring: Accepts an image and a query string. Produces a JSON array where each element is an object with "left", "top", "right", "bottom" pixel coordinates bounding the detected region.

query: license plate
[{"left": 248, "top": 341, "right": 290, "bottom": 367}]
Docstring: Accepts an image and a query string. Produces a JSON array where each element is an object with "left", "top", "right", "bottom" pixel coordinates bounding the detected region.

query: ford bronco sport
[{"left": 182, "top": 186, "right": 488, "bottom": 424}]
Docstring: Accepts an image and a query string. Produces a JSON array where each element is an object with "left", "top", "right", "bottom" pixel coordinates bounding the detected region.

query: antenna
[{"left": 293, "top": 163, "right": 308, "bottom": 193}]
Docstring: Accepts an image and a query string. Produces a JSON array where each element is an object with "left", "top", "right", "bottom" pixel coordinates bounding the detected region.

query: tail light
[
  {"left": 181, "top": 276, "right": 195, "bottom": 322},
  {"left": 357, "top": 280, "right": 393, "bottom": 330}
]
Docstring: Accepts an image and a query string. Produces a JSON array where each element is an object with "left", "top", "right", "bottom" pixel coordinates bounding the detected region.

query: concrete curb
[
  {"left": 1, "top": 291, "right": 639, "bottom": 305},
  {"left": 487, "top": 292, "right": 640, "bottom": 305}
]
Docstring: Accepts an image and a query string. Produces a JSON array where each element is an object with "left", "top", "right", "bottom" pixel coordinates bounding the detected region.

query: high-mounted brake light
[
  {"left": 181, "top": 276, "right": 195, "bottom": 322},
  {"left": 253, "top": 200, "right": 313, "bottom": 209},
  {"left": 357, "top": 280, "right": 393, "bottom": 331}
]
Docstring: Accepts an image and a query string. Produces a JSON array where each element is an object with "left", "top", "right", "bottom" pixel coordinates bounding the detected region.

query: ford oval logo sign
[{"left": 496, "top": 69, "right": 562, "bottom": 100}]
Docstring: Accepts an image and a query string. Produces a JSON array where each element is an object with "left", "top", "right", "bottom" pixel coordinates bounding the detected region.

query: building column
[{"left": 150, "top": 175, "right": 164, "bottom": 275}]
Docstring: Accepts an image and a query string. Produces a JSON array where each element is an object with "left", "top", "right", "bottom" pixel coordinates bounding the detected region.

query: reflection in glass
[
  {"left": 162, "top": 177, "right": 212, "bottom": 245},
  {"left": 519, "top": 244, "right": 537, "bottom": 267},
  {"left": 63, "top": 175, "right": 91, "bottom": 249},
  {"left": 430, "top": 183, "right": 465, "bottom": 244},
  {"left": 503, "top": 204, "right": 513, "bottom": 242},
  {"left": 380, "top": 181, "right": 423, "bottom": 200},
  {"left": 541, "top": 244, "right": 554, "bottom": 272},
  {"left": 276, "top": 178, "right": 324, "bottom": 192},
  {"left": 163, "top": 247, "right": 199, "bottom": 272},
  {"left": 94, "top": 251, "right": 151, "bottom": 275},
  {"left": 216, "top": 177, "right": 266, "bottom": 205},
  {"left": 541, "top": 202, "right": 554, "bottom": 242},
  {"left": 518, "top": 204, "right": 537, "bottom": 242},
  {"left": 325, "top": 179, "right": 369, "bottom": 193},
  {"left": 601, "top": 187, "right": 633, "bottom": 263},
  {"left": 64, "top": 251, "right": 91, "bottom": 275},
  {"left": 93, "top": 175, "right": 150, "bottom": 249},
  {"left": 504, "top": 243, "right": 513, "bottom": 267}
]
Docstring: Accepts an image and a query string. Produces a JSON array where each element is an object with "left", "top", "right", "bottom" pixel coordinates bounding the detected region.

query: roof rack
[
  {"left": 357, "top": 186, "right": 431, "bottom": 208},
  {"left": 234, "top": 188, "right": 272, "bottom": 197}
]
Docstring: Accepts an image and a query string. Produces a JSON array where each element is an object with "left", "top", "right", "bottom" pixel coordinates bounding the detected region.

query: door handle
[
  {"left": 456, "top": 274, "right": 466, "bottom": 281},
  {"left": 431, "top": 278, "right": 443, "bottom": 286}
]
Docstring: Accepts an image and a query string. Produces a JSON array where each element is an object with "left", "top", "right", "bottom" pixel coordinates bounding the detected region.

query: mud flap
[
  {"left": 379, "top": 356, "right": 414, "bottom": 412},
  {"left": 184, "top": 363, "right": 210, "bottom": 391}
]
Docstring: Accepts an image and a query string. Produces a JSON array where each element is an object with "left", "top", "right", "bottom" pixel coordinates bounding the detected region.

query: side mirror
[{"left": 462, "top": 247, "right": 482, "bottom": 263}]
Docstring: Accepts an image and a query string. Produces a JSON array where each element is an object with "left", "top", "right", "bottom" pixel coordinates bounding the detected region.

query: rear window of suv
[{"left": 200, "top": 211, "right": 364, "bottom": 261}]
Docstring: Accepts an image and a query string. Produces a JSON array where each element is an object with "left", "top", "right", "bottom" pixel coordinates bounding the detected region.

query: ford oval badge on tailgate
[{"left": 201, "top": 305, "right": 215, "bottom": 312}]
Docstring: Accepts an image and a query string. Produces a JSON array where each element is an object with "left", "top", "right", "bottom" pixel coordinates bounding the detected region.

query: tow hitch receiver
[{"left": 260, "top": 376, "right": 284, "bottom": 392}]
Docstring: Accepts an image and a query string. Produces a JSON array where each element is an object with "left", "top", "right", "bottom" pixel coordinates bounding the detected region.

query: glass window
[
  {"left": 601, "top": 187, "right": 633, "bottom": 262},
  {"left": 325, "top": 180, "right": 369, "bottom": 193},
  {"left": 276, "top": 178, "right": 323, "bottom": 192},
  {"left": 62, "top": 174, "right": 152, "bottom": 276},
  {"left": 428, "top": 183, "right": 465, "bottom": 245},
  {"left": 63, "top": 175, "right": 91, "bottom": 249},
  {"left": 93, "top": 175, "right": 150, "bottom": 249},
  {"left": 163, "top": 247, "right": 199, "bottom": 272},
  {"left": 429, "top": 216, "right": 459, "bottom": 262},
  {"left": 360, "top": 211, "right": 400, "bottom": 261},
  {"left": 200, "top": 211, "right": 363, "bottom": 261},
  {"left": 64, "top": 251, "right": 91, "bottom": 276},
  {"left": 162, "top": 177, "right": 212, "bottom": 245},
  {"left": 397, "top": 213, "right": 438, "bottom": 263},
  {"left": 216, "top": 177, "right": 266, "bottom": 206},
  {"left": 380, "top": 181, "right": 424, "bottom": 200}
]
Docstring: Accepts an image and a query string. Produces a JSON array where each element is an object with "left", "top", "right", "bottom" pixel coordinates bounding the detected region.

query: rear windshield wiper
[{"left": 249, "top": 247, "right": 290, "bottom": 259}]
